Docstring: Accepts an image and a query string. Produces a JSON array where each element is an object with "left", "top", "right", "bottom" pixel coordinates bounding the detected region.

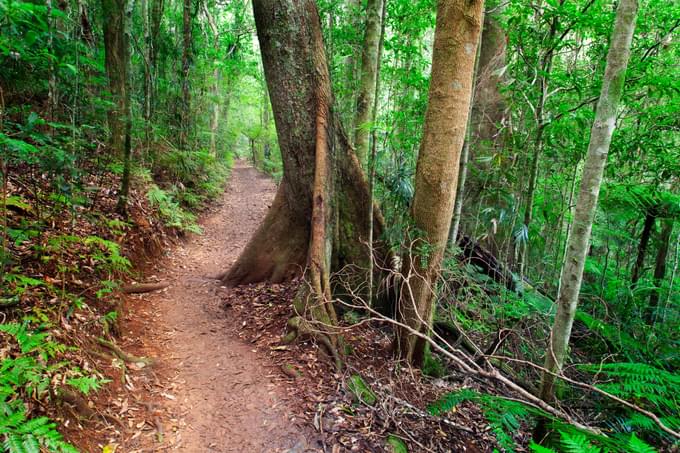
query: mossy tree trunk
[
  {"left": 101, "top": 0, "right": 132, "bottom": 212},
  {"left": 101, "top": 0, "right": 127, "bottom": 157},
  {"left": 539, "top": 0, "right": 638, "bottom": 404},
  {"left": 395, "top": 0, "right": 485, "bottom": 367}
]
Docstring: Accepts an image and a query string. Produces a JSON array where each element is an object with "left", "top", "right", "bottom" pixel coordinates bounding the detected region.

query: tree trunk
[
  {"left": 647, "top": 219, "right": 673, "bottom": 323},
  {"left": 179, "top": 0, "right": 192, "bottom": 150},
  {"left": 353, "top": 0, "right": 384, "bottom": 168},
  {"left": 102, "top": 0, "right": 127, "bottom": 157},
  {"left": 455, "top": 9, "right": 507, "bottom": 236},
  {"left": 221, "top": 0, "right": 386, "bottom": 300},
  {"left": 538, "top": 0, "right": 638, "bottom": 405},
  {"left": 519, "top": 1, "right": 563, "bottom": 275},
  {"left": 203, "top": 2, "right": 220, "bottom": 156},
  {"left": 395, "top": 0, "right": 485, "bottom": 367},
  {"left": 631, "top": 211, "right": 655, "bottom": 287}
]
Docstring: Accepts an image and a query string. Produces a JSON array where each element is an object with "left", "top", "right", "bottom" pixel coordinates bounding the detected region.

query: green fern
[
  {"left": 429, "top": 389, "right": 534, "bottom": 452},
  {"left": 560, "top": 431, "right": 603, "bottom": 453}
]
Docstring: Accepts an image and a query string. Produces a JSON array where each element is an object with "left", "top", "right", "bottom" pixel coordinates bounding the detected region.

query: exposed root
[
  {"left": 282, "top": 315, "right": 342, "bottom": 369},
  {"left": 97, "top": 338, "right": 154, "bottom": 366},
  {"left": 121, "top": 282, "right": 169, "bottom": 294}
]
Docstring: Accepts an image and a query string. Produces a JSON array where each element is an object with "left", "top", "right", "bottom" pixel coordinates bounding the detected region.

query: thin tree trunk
[
  {"left": 519, "top": 0, "right": 563, "bottom": 274},
  {"left": 631, "top": 211, "right": 655, "bottom": 287},
  {"left": 353, "top": 0, "right": 384, "bottom": 168},
  {"left": 367, "top": 0, "right": 387, "bottom": 308},
  {"left": 142, "top": 0, "right": 152, "bottom": 154},
  {"left": 46, "top": 0, "right": 58, "bottom": 122},
  {"left": 116, "top": 0, "right": 133, "bottom": 213},
  {"left": 203, "top": 2, "right": 220, "bottom": 156},
  {"left": 538, "top": 0, "right": 638, "bottom": 407},
  {"left": 396, "top": 0, "right": 485, "bottom": 367},
  {"left": 180, "top": 0, "right": 192, "bottom": 150},
  {"left": 647, "top": 219, "right": 673, "bottom": 323}
]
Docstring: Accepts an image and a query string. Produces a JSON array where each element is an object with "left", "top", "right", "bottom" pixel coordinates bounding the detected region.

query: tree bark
[
  {"left": 631, "top": 211, "right": 655, "bottom": 287},
  {"left": 179, "top": 0, "right": 192, "bottom": 150},
  {"left": 353, "top": 0, "right": 384, "bottom": 168},
  {"left": 454, "top": 9, "right": 507, "bottom": 237},
  {"left": 203, "top": 2, "right": 220, "bottom": 156},
  {"left": 538, "top": 0, "right": 638, "bottom": 405},
  {"left": 647, "top": 219, "right": 673, "bottom": 323},
  {"left": 221, "top": 0, "right": 386, "bottom": 300},
  {"left": 102, "top": 0, "right": 127, "bottom": 157},
  {"left": 395, "top": 0, "right": 485, "bottom": 367}
]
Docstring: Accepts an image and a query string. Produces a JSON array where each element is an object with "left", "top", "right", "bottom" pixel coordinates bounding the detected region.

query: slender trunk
[
  {"left": 519, "top": 1, "right": 563, "bottom": 273},
  {"left": 180, "top": 0, "right": 192, "bottom": 150},
  {"left": 116, "top": 0, "right": 133, "bottom": 213},
  {"left": 396, "top": 0, "right": 485, "bottom": 366},
  {"left": 142, "top": 0, "right": 152, "bottom": 153},
  {"left": 46, "top": 0, "right": 58, "bottom": 122},
  {"left": 367, "top": 0, "right": 387, "bottom": 308},
  {"left": 203, "top": 3, "right": 220, "bottom": 156},
  {"left": 647, "top": 219, "right": 673, "bottom": 323},
  {"left": 631, "top": 211, "right": 655, "bottom": 287},
  {"left": 538, "top": 0, "right": 638, "bottom": 406},
  {"left": 353, "top": 0, "right": 384, "bottom": 168}
]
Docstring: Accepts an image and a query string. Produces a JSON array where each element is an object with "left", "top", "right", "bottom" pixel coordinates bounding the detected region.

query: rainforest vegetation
[{"left": 0, "top": 0, "right": 678, "bottom": 450}]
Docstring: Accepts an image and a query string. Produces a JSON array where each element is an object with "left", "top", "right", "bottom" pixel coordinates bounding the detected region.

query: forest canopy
[{"left": 1, "top": 0, "right": 679, "bottom": 450}]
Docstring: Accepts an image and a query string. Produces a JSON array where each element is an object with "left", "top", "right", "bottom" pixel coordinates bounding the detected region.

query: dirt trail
[{"left": 128, "top": 162, "right": 311, "bottom": 452}]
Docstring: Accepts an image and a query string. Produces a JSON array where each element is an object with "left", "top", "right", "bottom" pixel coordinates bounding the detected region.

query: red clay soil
[{"left": 115, "top": 161, "right": 317, "bottom": 452}]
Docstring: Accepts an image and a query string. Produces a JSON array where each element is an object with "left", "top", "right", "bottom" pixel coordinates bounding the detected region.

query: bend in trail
[{"left": 127, "top": 161, "right": 312, "bottom": 452}]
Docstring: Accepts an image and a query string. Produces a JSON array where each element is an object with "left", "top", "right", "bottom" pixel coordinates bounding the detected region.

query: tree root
[
  {"left": 121, "top": 282, "right": 169, "bottom": 294},
  {"left": 97, "top": 338, "right": 155, "bottom": 366},
  {"left": 282, "top": 316, "right": 342, "bottom": 369}
]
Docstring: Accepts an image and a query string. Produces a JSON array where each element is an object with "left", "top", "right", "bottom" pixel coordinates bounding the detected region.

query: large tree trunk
[
  {"left": 395, "top": 0, "right": 485, "bottom": 367},
  {"left": 221, "top": 0, "right": 386, "bottom": 304},
  {"left": 102, "top": 0, "right": 127, "bottom": 157},
  {"left": 538, "top": 0, "right": 638, "bottom": 405},
  {"left": 353, "top": 0, "right": 384, "bottom": 168}
]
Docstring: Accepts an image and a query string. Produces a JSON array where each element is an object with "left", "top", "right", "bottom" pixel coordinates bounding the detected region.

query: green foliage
[
  {"left": 147, "top": 185, "right": 202, "bottom": 234},
  {"left": 385, "top": 434, "right": 409, "bottom": 453},
  {"left": 578, "top": 362, "right": 680, "bottom": 438},
  {"left": 0, "top": 321, "right": 104, "bottom": 453},
  {"left": 346, "top": 374, "right": 377, "bottom": 406},
  {"left": 429, "top": 389, "right": 533, "bottom": 452}
]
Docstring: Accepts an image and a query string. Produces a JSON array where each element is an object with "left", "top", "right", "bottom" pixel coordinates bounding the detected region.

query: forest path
[{"left": 127, "top": 161, "right": 310, "bottom": 452}]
